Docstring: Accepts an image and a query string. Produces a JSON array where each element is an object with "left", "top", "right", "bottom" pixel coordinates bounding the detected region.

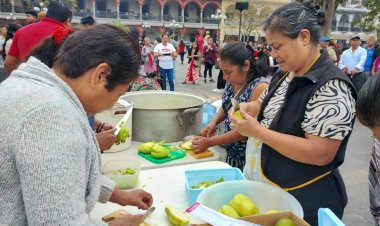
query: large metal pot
[{"left": 122, "top": 91, "right": 205, "bottom": 142}]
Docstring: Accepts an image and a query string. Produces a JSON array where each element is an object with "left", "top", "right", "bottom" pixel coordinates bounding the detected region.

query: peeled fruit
[
  {"left": 233, "top": 110, "right": 244, "bottom": 120},
  {"left": 220, "top": 205, "right": 240, "bottom": 218},
  {"left": 181, "top": 140, "right": 192, "bottom": 150},
  {"left": 229, "top": 194, "right": 259, "bottom": 217},
  {"left": 115, "top": 122, "right": 129, "bottom": 145},
  {"left": 151, "top": 145, "right": 169, "bottom": 159},
  {"left": 165, "top": 205, "right": 190, "bottom": 226},
  {"left": 138, "top": 142, "right": 156, "bottom": 154},
  {"left": 275, "top": 218, "right": 296, "bottom": 226},
  {"left": 265, "top": 209, "right": 280, "bottom": 214}
]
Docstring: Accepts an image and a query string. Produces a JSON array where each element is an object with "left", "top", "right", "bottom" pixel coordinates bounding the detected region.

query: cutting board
[
  {"left": 102, "top": 209, "right": 150, "bottom": 225},
  {"left": 179, "top": 143, "right": 214, "bottom": 159},
  {"left": 138, "top": 148, "right": 187, "bottom": 164}
]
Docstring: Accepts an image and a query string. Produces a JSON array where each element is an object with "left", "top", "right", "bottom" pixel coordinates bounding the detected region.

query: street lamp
[
  {"left": 6, "top": 13, "right": 16, "bottom": 20},
  {"left": 211, "top": 9, "right": 227, "bottom": 45},
  {"left": 236, "top": 1, "right": 249, "bottom": 41},
  {"left": 34, "top": 2, "right": 48, "bottom": 12},
  {"left": 168, "top": 19, "right": 180, "bottom": 40}
]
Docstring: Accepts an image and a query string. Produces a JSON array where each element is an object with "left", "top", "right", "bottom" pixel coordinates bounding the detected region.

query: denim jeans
[
  {"left": 159, "top": 66, "right": 174, "bottom": 91},
  {"left": 172, "top": 60, "right": 176, "bottom": 82}
]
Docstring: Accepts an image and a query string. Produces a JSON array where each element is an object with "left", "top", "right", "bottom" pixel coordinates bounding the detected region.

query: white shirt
[
  {"left": 154, "top": 42, "right": 176, "bottom": 69},
  {"left": 338, "top": 46, "right": 367, "bottom": 73}
]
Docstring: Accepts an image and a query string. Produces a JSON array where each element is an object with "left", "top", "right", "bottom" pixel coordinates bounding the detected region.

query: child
[{"left": 356, "top": 73, "right": 380, "bottom": 225}]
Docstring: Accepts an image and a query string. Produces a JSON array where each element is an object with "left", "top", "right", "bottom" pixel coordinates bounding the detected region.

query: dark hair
[
  {"left": 263, "top": 1, "right": 325, "bottom": 44},
  {"left": 356, "top": 73, "right": 380, "bottom": 128},
  {"left": 25, "top": 9, "right": 38, "bottom": 18},
  {"left": 46, "top": 0, "right": 73, "bottom": 23},
  {"left": 2, "top": 24, "right": 20, "bottom": 60},
  {"left": 53, "top": 24, "right": 140, "bottom": 91},
  {"left": 155, "top": 37, "right": 161, "bottom": 43},
  {"left": 161, "top": 33, "right": 169, "bottom": 38},
  {"left": 80, "top": 15, "right": 95, "bottom": 25},
  {"left": 219, "top": 42, "right": 269, "bottom": 81},
  {"left": 179, "top": 40, "right": 185, "bottom": 46}
]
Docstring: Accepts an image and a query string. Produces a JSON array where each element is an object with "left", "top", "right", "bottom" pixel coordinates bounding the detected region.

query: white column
[
  {"left": 348, "top": 13, "right": 354, "bottom": 32},
  {"left": 181, "top": 8, "right": 184, "bottom": 23},
  {"left": 116, "top": 3, "right": 120, "bottom": 19},
  {"left": 200, "top": 10, "right": 203, "bottom": 23},
  {"left": 92, "top": 1, "right": 96, "bottom": 18},
  {"left": 161, "top": 7, "right": 164, "bottom": 21},
  {"left": 139, "top": 5, "right": 142, "bottom": 20},
  {"left": 335, "top": 14, "right": 342, "bottom": 31},
  {"left": 11, "top": 0, "right": 14, "bottom": 13}
]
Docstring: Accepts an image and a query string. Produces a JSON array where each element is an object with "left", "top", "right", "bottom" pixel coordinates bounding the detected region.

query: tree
[
  {"left": 241, "top": 6, "right": 271, "bottom": 42},
  {"left": 360, "top": 0, "right": 380, "bottom": 40}
]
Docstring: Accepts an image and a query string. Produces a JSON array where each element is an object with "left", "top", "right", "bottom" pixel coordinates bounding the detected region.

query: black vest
[{"left": 257, "top": 50, "right": 356, "bottom": 225}]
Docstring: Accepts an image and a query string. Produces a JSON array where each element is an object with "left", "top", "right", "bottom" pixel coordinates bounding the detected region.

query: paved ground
[{"left": 144, "top": 59, "right": 374, "bottom": 225}]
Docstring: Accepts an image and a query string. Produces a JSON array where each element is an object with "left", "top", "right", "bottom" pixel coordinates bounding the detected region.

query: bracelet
[{"left": 96, "top": 122, "right": 105, "bottom": 133}]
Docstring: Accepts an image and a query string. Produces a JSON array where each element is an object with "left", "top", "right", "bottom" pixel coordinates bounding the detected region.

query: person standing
[
  {"left": 154, "top": 34, "right": 177, "bottom": 91},
  {"left": 5, "top": 1, "right": 72, "bottom": 75},
  {"left": 141, "top": 37, "right": 155, "bottom": 77},
  {"left": 25, "top": 9, "right": 38, "bottom": 24},
  {"left": 178, "top": 40, "right": 186, "bottom": 64},
  {"left": 364, "top": 34, "right": 380, "bottom": 79},
  {"left": 203, "top": 37, "right": 216, "bottom": 83},
  {"left": 230, "top": 2, "right": 356, "bottom": 224},
  {"left": 182, "top": 41, "right": 201, "bottom": 84},
  {"left": 339, "top": 36, "right": 367, "bottom": 92}
]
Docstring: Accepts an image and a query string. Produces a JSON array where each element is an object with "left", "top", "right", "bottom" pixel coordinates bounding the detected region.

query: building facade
[{"left": 0, "top": 0, "right": 376, "bottom": 44}]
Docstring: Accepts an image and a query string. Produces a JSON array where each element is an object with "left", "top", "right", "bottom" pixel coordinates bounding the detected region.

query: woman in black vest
[{"left": 229, "top": 2, "right": 356, "bottom": 225}]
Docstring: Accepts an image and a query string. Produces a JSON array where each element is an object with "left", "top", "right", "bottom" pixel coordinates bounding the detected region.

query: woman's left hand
[
  {"left": 229, "top": 107, "right": 262, "bottom": 138},
  {"left": 191, "top": 136, "right": 211, "bottom": 153},
  {"left": 110, "top": 188, "right": 153, "bottom": 210},
  {"left": 99, "top": 123, "right": 115, "bottom": 132}
]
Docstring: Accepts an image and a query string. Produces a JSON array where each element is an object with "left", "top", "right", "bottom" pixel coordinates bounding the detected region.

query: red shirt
[{"left": 8, "top": 18, "right": 65, "bottom": 61}]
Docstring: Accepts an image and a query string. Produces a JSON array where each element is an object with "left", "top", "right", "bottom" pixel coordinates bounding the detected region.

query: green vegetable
[
  {"left": 165, "top": 205, "right": 190, "bottom": 226},
  {"left": 191, "top": 177, "right": 224, "bottom": 189},
  {"left": 112, "top": 167, "right": 136, "bottom": 175},
  {"left": 115, "top": 122, "right": 129, "bottom": 145}
]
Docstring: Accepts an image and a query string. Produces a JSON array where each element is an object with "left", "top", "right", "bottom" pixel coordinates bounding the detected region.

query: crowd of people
[{"left": 1, "top": 0, "right": 380, "bottom": 225}]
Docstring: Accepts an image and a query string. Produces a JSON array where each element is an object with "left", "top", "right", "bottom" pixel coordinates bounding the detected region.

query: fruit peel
[{"left": 165, "top": 205, "right": 190, "bottom": 226}]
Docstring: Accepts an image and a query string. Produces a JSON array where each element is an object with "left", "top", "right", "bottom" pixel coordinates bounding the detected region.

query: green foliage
[
  {"left": 359, "top": 0, "right": 380, "bottom": 40},
  {"left": 112, "top": 20, "right": 131, "bottom": 33}
]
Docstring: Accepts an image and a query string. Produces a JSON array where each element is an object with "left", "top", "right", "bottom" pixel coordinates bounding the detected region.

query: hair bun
[{"left": 317, "top": 11, "right": 325, "bottom": 26}]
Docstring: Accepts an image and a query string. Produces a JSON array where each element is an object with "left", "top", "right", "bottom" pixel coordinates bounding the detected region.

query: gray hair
[
  {"left": 144, "top": 37, "right": 150, "bottom": 42},
  {"left": 367, "top": 34, "right": 377, "bottom": 42},
  {"left": 263, "top": 1, "right": 325, "bottom": 44}
]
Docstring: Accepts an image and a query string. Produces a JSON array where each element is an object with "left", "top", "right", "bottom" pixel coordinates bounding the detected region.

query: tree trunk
[{"left": 322, "top": 0, "right": 335, "bottom": 36}]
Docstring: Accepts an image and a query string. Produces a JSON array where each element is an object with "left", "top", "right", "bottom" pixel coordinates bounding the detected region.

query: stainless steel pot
[{"left": 122, "top": 91, "right": 205, "bottom": 142}]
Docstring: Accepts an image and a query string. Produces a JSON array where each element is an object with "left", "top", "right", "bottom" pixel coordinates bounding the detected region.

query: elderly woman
[
  {"left": 141, "top": 37, "right": 155, "bottom": 77},
  {"left": 229, "top": 2, "right": 356, "bottom": 225},
  {"left": 0, "top": 24, "right": 152, "bottom": 225}
]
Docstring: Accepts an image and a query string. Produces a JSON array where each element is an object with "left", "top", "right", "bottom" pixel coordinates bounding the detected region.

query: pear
[
  {"left": 151, "top": 145, "right": 169, "bottom": 158},
  {"left": 138, "top": 142, "right": 156, "bottom": 154},
  {"left": 220, "top": 205, "right": 240, "bottom": 218},
  {"left": 229, "top": 194, "right": 259, "bottom": 217},
  {"left": 165, "top": 205, "right": 190, "bottom": 226}
]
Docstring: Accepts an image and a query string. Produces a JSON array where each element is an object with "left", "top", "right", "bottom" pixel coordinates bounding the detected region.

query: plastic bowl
[
  {"left": 197, "top": 180, "right": 304, "bottom": 218},
  {"left": 102, "top": 159, "right": 140, "bottom": 189},
  {"left": 184, "top": 168, "right": 246, "bottom": 205}
]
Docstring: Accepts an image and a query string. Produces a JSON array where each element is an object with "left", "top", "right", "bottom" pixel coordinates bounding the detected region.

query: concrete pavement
[{"left": 147, "top": 59, "right": 373, "bottom": 225}]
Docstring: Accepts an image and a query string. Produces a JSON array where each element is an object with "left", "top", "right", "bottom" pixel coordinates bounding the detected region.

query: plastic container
[
  {"left": 96, "top": 101, "right": 133, "bottom": 152},
  {"left": 103, "top": 159, "right": 140, "bottom": 189},
  {"left": 318, "top": 208, "right": 345, "bottom": 226},
  {"left": 202, "top": 99, "right": 217, "bottom": 128},
  {"left": 197, "top": 180, "right": 304, "bottom": 218},
  {"left": 184, "top": 168, "right": 246, "bottom": 205}
]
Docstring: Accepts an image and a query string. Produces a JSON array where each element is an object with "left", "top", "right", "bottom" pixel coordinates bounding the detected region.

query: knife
[
  {"left": 142, "top": 207, "right": 155, "bottom": 220},
  {"left": 114, "top": 106, "right": 133, "bottom": 136}
]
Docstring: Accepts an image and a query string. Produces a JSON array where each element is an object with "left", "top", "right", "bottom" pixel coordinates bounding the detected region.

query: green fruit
[
  {"left": 116, "top": 122, "right": 129, "bottom": 143},
  {"left": 229, "top": 194, "right": 259, "bottom": 217},
  {"left": 275, "top": 218, "right": 296, "bottom": 226},
  {"left": 165, "top": 205, "right": 190, "bottom": 226},
  {"left": 181, "top": 140, "right": 192, "bottom": 150},
  {"left": 220, "top": 205, "right": 240, "bottom": 218},
  {"left": 233, "top": 110, "right": 244, "bottom": 120},
  {"left": 151, "top": 145, "right": 169, "bottom": 159},
  {"left": 265, "top": 209, "right": 280, "bottom": 214},
  {"left": 138, "top": 142, "right": 156, "bottom": 154}
]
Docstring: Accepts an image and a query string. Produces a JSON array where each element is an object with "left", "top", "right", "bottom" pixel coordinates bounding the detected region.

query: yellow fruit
[
  {"left": 275, "top": 218, "right": 296, "bottom": 226},
  {"left": 265, "top": 209, "right": 280, "bottom": 214},
  {"left": 233, "top": 110, "right": 244, "bottom": 120},
  {"left": 151, "top": 145, "right": 169, "bottom": 158},
  {"left": 165, "top": 205, "right": 190, "bottom": 226},
  {"left": 181, "top": 140, "right": 192, "bottom": 150},
  {"left": 138, "top": 142, "right": 155, "bottom": 154},
  {"left": 229, "top": 194, "right": 259, "bottom": 217},
  {"left": 220, "top": 205, "right": 240, "bottom": 218}
]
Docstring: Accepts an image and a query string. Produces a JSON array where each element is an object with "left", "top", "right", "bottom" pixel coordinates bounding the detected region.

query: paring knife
[
  {"left": 114, "top": 106, "right": 133, "bottom": 136},
  {"left": 142, "top": 207, "right": 155, "bottom": 220}
]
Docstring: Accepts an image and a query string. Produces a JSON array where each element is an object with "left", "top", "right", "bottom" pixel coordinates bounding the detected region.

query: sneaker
[
  {"left": 182, "top": 81, "right": 186, "bottom": 84},
  {"left": 210, "top": 79, "right": 215, "bottom": 83},
  {"left": 204, "top": 79, "right": 207, "bottom": 83}
]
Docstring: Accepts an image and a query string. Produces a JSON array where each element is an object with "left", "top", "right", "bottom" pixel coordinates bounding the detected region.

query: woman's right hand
[
  {"left": 108, "top": 214, "right": 144, "bottom": 226},
  {"left": 202, "top": 122, "right": 217, "bottom": 138}
]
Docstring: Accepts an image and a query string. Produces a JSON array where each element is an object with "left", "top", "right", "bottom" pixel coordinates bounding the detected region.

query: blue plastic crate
[
  {"left": 184, "top": 168, "right": 246, "bottom": 205},
  {"left": 318, "top": 208, "right": 345, "bottom": 226}
]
